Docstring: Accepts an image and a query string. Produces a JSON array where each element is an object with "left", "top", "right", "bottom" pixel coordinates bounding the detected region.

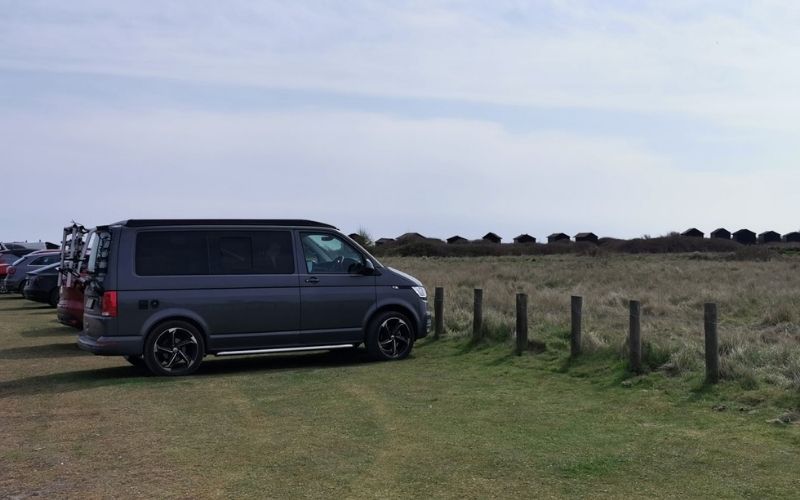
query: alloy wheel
[
  {"left": 377, "top": 317, "right": 412, "bottom": 358},
  {"left": 152, "top": 327, "right": 200, "bottom": 372}
]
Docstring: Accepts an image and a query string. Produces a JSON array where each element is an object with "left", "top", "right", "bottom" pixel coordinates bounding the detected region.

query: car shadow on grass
[
  {"left": 0, "top": 365, "right": 145, "bottom": 398},
  {"left": 0, "top": 304, "right": 54, "bottom": 312},
  {"left": 196, "top": 348, "right": 378, "bottom": 376},
  {"left": 0, "top": 342, "right": 88, "bottom": 360},
  {"left": 20, "top": 325, "right": 77, "bottom": 338},
  {"left": 0, "top": 349, "right": 381, "bottom": 398}
]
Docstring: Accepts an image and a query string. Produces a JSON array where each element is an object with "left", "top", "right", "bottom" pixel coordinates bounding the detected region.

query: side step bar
[{"left": 214, "top": 344, "right": 357, "bottom": 357}]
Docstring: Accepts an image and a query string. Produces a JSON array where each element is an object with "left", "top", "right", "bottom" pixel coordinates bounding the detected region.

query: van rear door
[{"left": 83, "top": 229, "right": 116, "bottom": 338}]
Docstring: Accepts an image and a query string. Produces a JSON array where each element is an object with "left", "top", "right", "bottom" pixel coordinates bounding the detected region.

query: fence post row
[
  {"left": 451, "top": 290, "right": 716, "bottom": 380},
  {"left": 515, "top": 293, "right": 528, "bottom": 355},
  {"left": 704, "top": 303, "right": 719, "bottom": 384},
  {"left": 629, "top": 300, "right": 642, "bottom": 374},
  {"left": 570, "top": 295, "right": 582, "bottom": 357},
  {"left": 473, "top": 288, "right": 483, "bottom": 342},
  {"left": 434, "top": 287, "right": 444, "bottom": 340}
]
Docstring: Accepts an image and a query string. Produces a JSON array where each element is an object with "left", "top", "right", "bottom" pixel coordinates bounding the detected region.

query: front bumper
[
  {"left": 417, "top": 309, "right": 431, "bottom": 339},
  {"left": 23, "top": 288, "right": 50, "bottom": 303},
  {"left": 77, "top": 334, "right": 144, "bottom": 356},
  {"left": 1, "top": 278, "right": 22, "bottom": 293}
]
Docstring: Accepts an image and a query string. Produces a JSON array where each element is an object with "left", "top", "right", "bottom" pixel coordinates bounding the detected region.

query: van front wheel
[
  {"left": 366, "top": 311, "right": 414, "bottom": 361},
  {"left": 143, "top": 321, "right": 205, "bottom": 376}
]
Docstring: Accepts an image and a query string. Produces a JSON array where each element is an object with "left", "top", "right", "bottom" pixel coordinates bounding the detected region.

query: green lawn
[{"left": 1, "top": 294, "right": 798, "bottom": 498}]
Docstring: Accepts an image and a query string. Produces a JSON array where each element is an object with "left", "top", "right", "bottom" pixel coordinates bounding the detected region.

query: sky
[{"left": 2, "top": 0, "right": 800, "bottom": 243}]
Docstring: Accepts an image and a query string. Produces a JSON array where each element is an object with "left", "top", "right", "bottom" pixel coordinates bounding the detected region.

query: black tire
[
  {"left": 143, "top": 320, "right": 205, "bottom": 376},
  {"left": 125, "top": 355, "right": 146, "bottom": 368},
  {"left": 17, "top": 280, "right": 26, "bottom": 294},
  {"left": 48, "top": 288, "right": 59, "bottom": 307},
  {"left": 365, "top": 311, "right": 415, "bottom": 361}
]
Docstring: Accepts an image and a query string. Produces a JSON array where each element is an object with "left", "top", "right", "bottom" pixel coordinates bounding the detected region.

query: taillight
[
  {"left": 101, "top": 291, "right": 118, "bottom": 317},
  {"left": 7, "top": 267, "right": 15, "bottom": 275}
]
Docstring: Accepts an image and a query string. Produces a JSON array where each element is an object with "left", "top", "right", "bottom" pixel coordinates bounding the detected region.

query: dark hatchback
[{"left": 23, "top": 262, "right": 61, "bottom": 306}]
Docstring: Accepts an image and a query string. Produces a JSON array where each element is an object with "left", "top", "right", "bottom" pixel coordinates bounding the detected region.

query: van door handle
[{"left": 305, "top": 277, "right": 320, "bottom": 284}]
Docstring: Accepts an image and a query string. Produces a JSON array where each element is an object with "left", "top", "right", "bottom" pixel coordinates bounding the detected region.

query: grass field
[
  {"left": 389, "top": 253, "right": 800, "bottom": 391},
  {"left": 1, "top": 254, "right": 800, "bottom": 498}
]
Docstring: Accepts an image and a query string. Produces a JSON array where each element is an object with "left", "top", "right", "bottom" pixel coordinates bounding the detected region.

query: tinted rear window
[
  {"left": 136, "top": 230, "right": 295, "bottom": 276},
  {"left": 136, "top": 231, "right": 210, "bottom": 276}
]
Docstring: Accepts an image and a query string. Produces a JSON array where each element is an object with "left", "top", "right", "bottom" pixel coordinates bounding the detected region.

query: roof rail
[{"left": 117, "top": 219, "right": 337, "bottom": 229}]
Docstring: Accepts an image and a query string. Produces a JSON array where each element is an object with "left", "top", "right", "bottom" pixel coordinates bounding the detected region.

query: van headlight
[{"left": 412, "top": 286, "right": 427, "bottom": 299}]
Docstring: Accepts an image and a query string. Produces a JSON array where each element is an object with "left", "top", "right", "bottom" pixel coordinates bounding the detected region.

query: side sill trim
[{"left": 214, "top": 344, "right": 356, "bottom": 357}]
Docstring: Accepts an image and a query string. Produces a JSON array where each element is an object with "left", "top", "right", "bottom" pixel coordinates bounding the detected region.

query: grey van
[{"left": 77, "top": 220, "right": 430, "bottom": 376}]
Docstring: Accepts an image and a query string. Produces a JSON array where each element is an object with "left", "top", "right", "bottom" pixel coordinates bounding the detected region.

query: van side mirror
[{"left": 357, "top": 259, "right": 378, "bottom": 276}]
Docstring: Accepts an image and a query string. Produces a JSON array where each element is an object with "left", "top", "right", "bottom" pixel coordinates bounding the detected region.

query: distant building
[
  {"left": 732, "top": 229, "right": 757, "bottom": 245},
  {"left": 375, "top": 238, "right": 395, "bottom": 246},
  {"left": 513, "top": 234, "right": 536, "bottom": 244},
  {"left": 446, "top": 235, "right": 469, "bottom": 244},
  {"left": 681, "top": 228, "right": 704, "bottom": 238},
  {"left": 710, "top": 228, "right": 731, "bottom": 240},
  {"left": 396, "top": 232, "right": 427, "bottom": 243},
  {"left": 783, "top": 232, "right": 800, "bottom": 243},
  {"left": 548, "top": 233, "right": 570, "bottom": 244},
  {"left": 482, "top": 232, "right": 502, "bottom": 244},
  {"left": 574, "top": 232, "right": 599, "bottom": 244},
  {"left": 758, "top": 231, "right": 781, "bottom": 244}
]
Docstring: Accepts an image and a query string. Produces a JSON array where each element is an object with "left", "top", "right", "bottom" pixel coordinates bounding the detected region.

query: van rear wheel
[
  {"left": 366, "top": 311, "right": 414, "bottom": 361},
  {"left": 143, "top": 321, "right": 205, "bottom": 376}
]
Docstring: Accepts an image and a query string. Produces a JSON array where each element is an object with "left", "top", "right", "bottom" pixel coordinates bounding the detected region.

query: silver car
[{"left": 1, "top": 251, "right": 61, "bottom": 294}]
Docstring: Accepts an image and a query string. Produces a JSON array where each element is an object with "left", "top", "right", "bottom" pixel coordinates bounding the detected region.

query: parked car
[
  {"left": 1, "top": 251, "right": 61, "bottom": 294},
  {"left": 77, "top": 219, "right": 431, "bottom": 376},
  {"left": 56, "top": 224, "right": 92, "bottom": 329},
  {"left": 0, "top": 241, "right": 59, "bottom": 252},
  {"left": 58, "top": 281, "right": 86, "bottom": 329},
  {"left": 0, "top": 251, "right": 24, "bottom": 280},
  {"left": 23, "top": 262, "right": 60, "bottom": 306}
]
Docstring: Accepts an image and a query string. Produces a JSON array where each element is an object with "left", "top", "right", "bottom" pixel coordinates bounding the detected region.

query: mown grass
[
  {"left": 383, "top": 253, "right": 800, "bottom": 393},
  {"left": 1, "top": 274, "right": 799, "bottom": 498}
]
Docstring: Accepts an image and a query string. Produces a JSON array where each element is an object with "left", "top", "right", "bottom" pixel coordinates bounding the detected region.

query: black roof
[{"left": 116, "top": 219, "right": 337, "bottom": 229}]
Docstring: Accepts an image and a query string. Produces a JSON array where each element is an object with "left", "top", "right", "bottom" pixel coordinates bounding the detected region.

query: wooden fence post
[
  {"left": 434, "top": 287, "right": 444, "bottom": 340},
  {"left": 472, "top": 288, "right": 483, "bottom": 342},
  {"left": 515, "top": 293, "right": 528, "bottom": 355},
  {"left": 704, "top": 303, "right": 719, "bottom": 384},
  {"left": 570, "top": 295, "right": 582, "bottom": 357},
  {"left": 629, "top": 300, "right": 642, "bottom": 374}
]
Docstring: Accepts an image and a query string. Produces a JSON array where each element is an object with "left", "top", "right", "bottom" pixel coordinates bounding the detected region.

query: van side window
[
  {"left": 136, "top": 231, "right": 210, "bottom": 276},
  {"left": 300, "top": 232, "right": 365, "bottom": 274},
  {"left": 218, "top": 237, "right": 252, "bottom": 273},
  {"left": 252, "top": 231, "right": 294, "bottom": 274},
  {"left": 209, "top": 231, "right": 294, "bottom": 275}
]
